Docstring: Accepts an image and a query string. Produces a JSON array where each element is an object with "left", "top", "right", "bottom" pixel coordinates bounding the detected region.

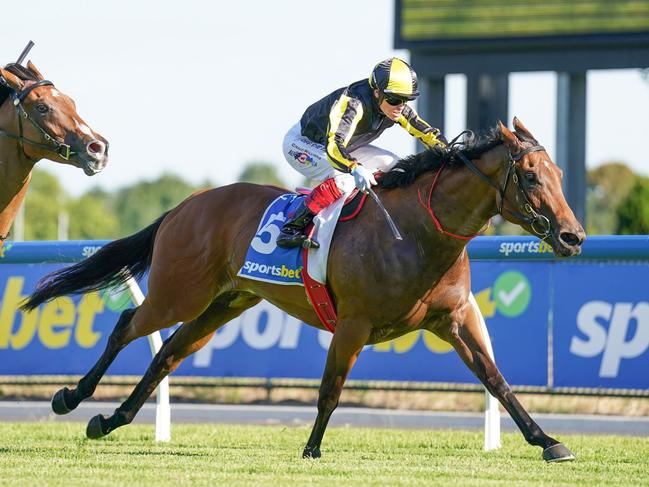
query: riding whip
[
  {"left": 368, "top": 188, "right": 402, "bottom": 241},
  {"left": 16, "top": 40, "right": 35, "bottom": 66}
]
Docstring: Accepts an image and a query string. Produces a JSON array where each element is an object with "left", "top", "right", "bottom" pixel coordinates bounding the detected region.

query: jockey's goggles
[{"left": 385, "top": 96, "right": 408, "bottom": 106}]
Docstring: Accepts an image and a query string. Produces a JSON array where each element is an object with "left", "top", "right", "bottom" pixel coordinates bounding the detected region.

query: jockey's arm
[
  {"left": 396, "top": 105, "right": 447, "bottom": 148},
  {"left": 326, "top": 94, "right": 364, "bottom": 172}
]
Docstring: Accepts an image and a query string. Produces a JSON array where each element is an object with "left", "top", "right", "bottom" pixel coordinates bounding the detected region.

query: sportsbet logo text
[
  {"left": 499, "top": 240, "right": 553, "bottom": 256},
  {"left": 193, "top": 301, "right": 454, "bottom": 367},
  {"left": 570, "top": 301, "right": 649, "bottom": 378},
  {"left": 0, "top": 276, "right": 104, "bottom": 349},
  {"left": 241, "top": 262, "right": 302, "bottom": 280}
]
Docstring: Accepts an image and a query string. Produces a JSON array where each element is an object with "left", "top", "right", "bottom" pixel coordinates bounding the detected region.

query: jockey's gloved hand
[
  {"left": 350, "top": 164, "right": 377, "bottom": 193},
  {"left": 435, "top": 132, "right": 449, "bottom": 146}
]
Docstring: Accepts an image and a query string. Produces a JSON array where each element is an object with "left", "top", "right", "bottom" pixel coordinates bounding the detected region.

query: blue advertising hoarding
[
  {"left": 1, "top": 237, "right": 648, "bottom": 390},
  {"left": 0, "top": 263, "right": 150, "bottom": 376},
  {"left": 552, "top": 263, "right": 649, "bottom": 390},
  {"left": 184, "top": 261, "right": 549, "bottom": 385},
  {"left": 0, "top": 261, "right": 547, "bottom": 385}
]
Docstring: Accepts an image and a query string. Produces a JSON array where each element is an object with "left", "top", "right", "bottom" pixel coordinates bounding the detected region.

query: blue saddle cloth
[{"left": 237, "top": 193, "right": 305, "bottom": 286}]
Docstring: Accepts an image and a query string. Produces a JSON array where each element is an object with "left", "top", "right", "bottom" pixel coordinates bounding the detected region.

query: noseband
[
  {"left": 456, "top": 144, "right": 551, "bottom": 238},
  {"left": 0, "top": 77, "right": 74, "bottom": 161}
]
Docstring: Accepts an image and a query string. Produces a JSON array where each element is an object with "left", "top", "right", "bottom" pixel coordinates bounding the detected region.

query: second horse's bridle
[{"left": 0, "top": 76, "right": 74, "bottom": 161}]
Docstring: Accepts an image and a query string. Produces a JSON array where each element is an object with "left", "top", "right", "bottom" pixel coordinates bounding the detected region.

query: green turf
[{"left": 0, "top": 422, "right": 647, "bottom": 486}]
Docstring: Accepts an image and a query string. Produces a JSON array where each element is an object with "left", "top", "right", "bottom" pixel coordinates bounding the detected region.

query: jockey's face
[{"left": 374, "top": 89, "right": 406, "bottom": 121}]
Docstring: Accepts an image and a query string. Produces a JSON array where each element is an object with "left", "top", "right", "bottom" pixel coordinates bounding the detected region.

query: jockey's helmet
[{"left": 369, "top": 58, "right": 420, "bottom": 101}]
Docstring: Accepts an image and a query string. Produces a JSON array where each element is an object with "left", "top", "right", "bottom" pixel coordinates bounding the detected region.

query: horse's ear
[
  {"left": 26, "top": 60, "right": 45, "bottom": 81},
  {"left": 0, "top": 68, "right": 24, "bottom": 92},
  {"left": 512, "top": 117, "right": 538, "bottom": 144},
  {"left": 498, "top": 119, "right": 523, "bottom": 151}
]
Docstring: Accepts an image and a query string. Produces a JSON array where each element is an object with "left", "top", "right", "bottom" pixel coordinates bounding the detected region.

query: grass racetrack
[{"left": 1, "top": 422, "right": 647, "bottom": 486}]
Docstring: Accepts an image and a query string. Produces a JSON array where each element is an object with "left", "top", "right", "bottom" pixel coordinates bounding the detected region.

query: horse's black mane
[
  {"left": 379, "top": 126, "right": 503, "bottom": 188},
  {"left": 0, "top": 63, "right": 39, "bottom": 107}
]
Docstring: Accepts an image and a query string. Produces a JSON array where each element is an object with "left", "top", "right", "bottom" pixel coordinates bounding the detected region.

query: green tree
[
  {"left": 586, "top": 163, "right": 636, "bottom": 235},
  {"left": 68, "top": 190, "right": 120, "bottom": 239},
  {"left": 23, "top": 168, "right": 68, "bottom": 240},
  {"left": 238, "top": 162, "right": 287, "bottom": 188},
  {"left": 616, "top": 176, "right": 649, "bottom": 234},
  {"left": 112, "top": 173, "right": 199, "bottom": 236}
]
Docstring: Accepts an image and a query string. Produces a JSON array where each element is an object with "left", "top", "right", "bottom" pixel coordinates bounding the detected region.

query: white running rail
[
  {"left": 469, "top": 291, "right": 501, "bottom": 451},
  {"left": 125, "top": 276, "right": 170, "bottom": 442}
]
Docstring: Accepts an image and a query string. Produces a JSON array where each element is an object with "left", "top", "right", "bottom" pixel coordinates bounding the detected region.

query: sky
[{"left": 2, "top": 0, "right": 648, "bottom": 196}]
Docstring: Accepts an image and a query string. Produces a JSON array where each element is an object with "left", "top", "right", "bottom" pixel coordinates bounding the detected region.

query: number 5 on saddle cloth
[{"left": 237, "top": 190, "right": 367, "bottom": 332}]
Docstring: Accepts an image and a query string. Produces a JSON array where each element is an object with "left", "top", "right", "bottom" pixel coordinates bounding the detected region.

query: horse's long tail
[{"left": 21, "top": 212, "right": 169, "bottom": 311}]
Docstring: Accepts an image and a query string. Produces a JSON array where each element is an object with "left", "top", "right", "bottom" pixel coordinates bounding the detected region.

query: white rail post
[
  {"left": 468, "top": 292, "right": 501, "bottom": 451},
  {"left": 125, "top": 276, "right": 171, "bottom": 442}
]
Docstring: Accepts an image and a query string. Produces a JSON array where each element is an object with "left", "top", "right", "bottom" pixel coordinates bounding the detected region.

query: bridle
[
  {"left": 458, "top": 145, "right": 552, "bottom": 238},
  {"left": 0, "top": 75, "right": 75, "bottom": 242},
  {"left": 0, "top": 76, "right": 74, "bottom": 161},
  {"left": 418, "top": 133, "right": 552, "bottom": 240}
]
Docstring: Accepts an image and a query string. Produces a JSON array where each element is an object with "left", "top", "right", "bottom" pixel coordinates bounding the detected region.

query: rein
[
  {"left": 418, "top": 140, "right": 551, "bottom": 241},
  {"left": 418, "top": 160, "right": 484, "bottom": 241},
  {"left": 0, "top": 77, "right": 74, "bottom": 161}
]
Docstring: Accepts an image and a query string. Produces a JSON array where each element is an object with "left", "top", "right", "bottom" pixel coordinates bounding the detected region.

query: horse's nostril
[
  {"left": 560, "top": 232, "right": 580, "bottom": 246},
  {"left": 87, "top": 140, "right": 105, "bottom": 157}
]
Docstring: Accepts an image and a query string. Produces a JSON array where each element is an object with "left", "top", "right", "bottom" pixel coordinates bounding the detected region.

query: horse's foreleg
[
  {"left": 446, "top": 302, "right": 575, "bottom": 462},
  {"left": 303, "top": 320, "right": 372, "bottom": 459},
  {"left": 52, "top": 307, "right": 137, "bottom": 414},
  {"left": 85, "top": 292, "right": 260, "bottom": 439}
]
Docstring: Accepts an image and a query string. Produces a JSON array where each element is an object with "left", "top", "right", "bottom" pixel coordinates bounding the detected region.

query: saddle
[
  {"left": 295, "top": 184, "right": 374, "bottom": 334},
  {"left": 295, "top": 184, "right": 370, "bottom": 223},
  {"left": 243, "top": 176, "right": 379, "bottom": 333}
]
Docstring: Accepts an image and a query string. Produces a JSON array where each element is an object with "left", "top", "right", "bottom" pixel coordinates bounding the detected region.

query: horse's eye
[
  {"left": 35, "top": 103, "right": 49, "bottom": 114},
  {"left": 525, "top": 172, "right": 538, "bottom": 184}
]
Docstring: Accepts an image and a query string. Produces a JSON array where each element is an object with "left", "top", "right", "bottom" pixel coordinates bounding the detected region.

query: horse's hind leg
[
  {"left": 52, "top": 296, "right": 181, "bottom": 414},
  {"left": 86, "top": 291, "right": 260, "bottom": 439},
  {"left": 444, "top": 300, "right": 575, "bottom": 463},
  {"left": 52, "top": 307, "right": 138, "bottom": 414}
]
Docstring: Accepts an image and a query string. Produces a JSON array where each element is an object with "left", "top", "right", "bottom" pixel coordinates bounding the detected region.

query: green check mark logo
[
  {"left": 493, "top": 271, "right": 531, "bottom": 317},
  {"left": 100, "top": 286, "right": 135, "bottom": 312}
]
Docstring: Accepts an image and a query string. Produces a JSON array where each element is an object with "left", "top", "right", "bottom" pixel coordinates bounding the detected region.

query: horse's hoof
[
  {"left": 51, "top": 388, "right": 74, "bottom": 415},
  {"left": 86, "top": 414, "right": 108, "bottom": 440},
  {"left": 302, "top": 446, "right": 321, "bottom": 459},
  {"left": 543, "top": 443, "right": 576, "bottom": 462}
]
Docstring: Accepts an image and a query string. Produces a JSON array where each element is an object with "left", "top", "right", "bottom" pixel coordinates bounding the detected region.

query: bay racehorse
[
  {"left": 0, "top": 61, "right": 108, "bottom": 247},
  {"left": 23, "top": 118, "right": 585, "bottom": 462}
]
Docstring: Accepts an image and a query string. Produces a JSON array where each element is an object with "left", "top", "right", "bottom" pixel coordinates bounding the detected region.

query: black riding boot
[{"left": 276, "top": 199, "right": 320, "bottom": 249}]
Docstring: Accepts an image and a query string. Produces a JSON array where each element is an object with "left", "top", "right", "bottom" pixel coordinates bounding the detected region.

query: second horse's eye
[{"left": 35, "top": 103, "right": 49, "bottom": 114}]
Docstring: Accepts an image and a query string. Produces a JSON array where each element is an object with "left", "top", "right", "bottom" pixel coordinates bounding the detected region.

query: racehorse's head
[
  {"left": 498, "top": 117, "right": 585, "bottom": 257},
  {"left": 0, "top": 61, "right": 108, "bottom": 175}
]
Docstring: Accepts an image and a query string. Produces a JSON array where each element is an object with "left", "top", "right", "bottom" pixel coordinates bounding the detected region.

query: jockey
[{"left": 277, "top": 57, "right": 448, "bottom": 249}]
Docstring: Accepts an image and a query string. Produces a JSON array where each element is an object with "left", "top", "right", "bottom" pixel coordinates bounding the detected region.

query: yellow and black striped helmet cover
[{"left": 370, "top": 58, "right": 419, "bottom": 100}]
